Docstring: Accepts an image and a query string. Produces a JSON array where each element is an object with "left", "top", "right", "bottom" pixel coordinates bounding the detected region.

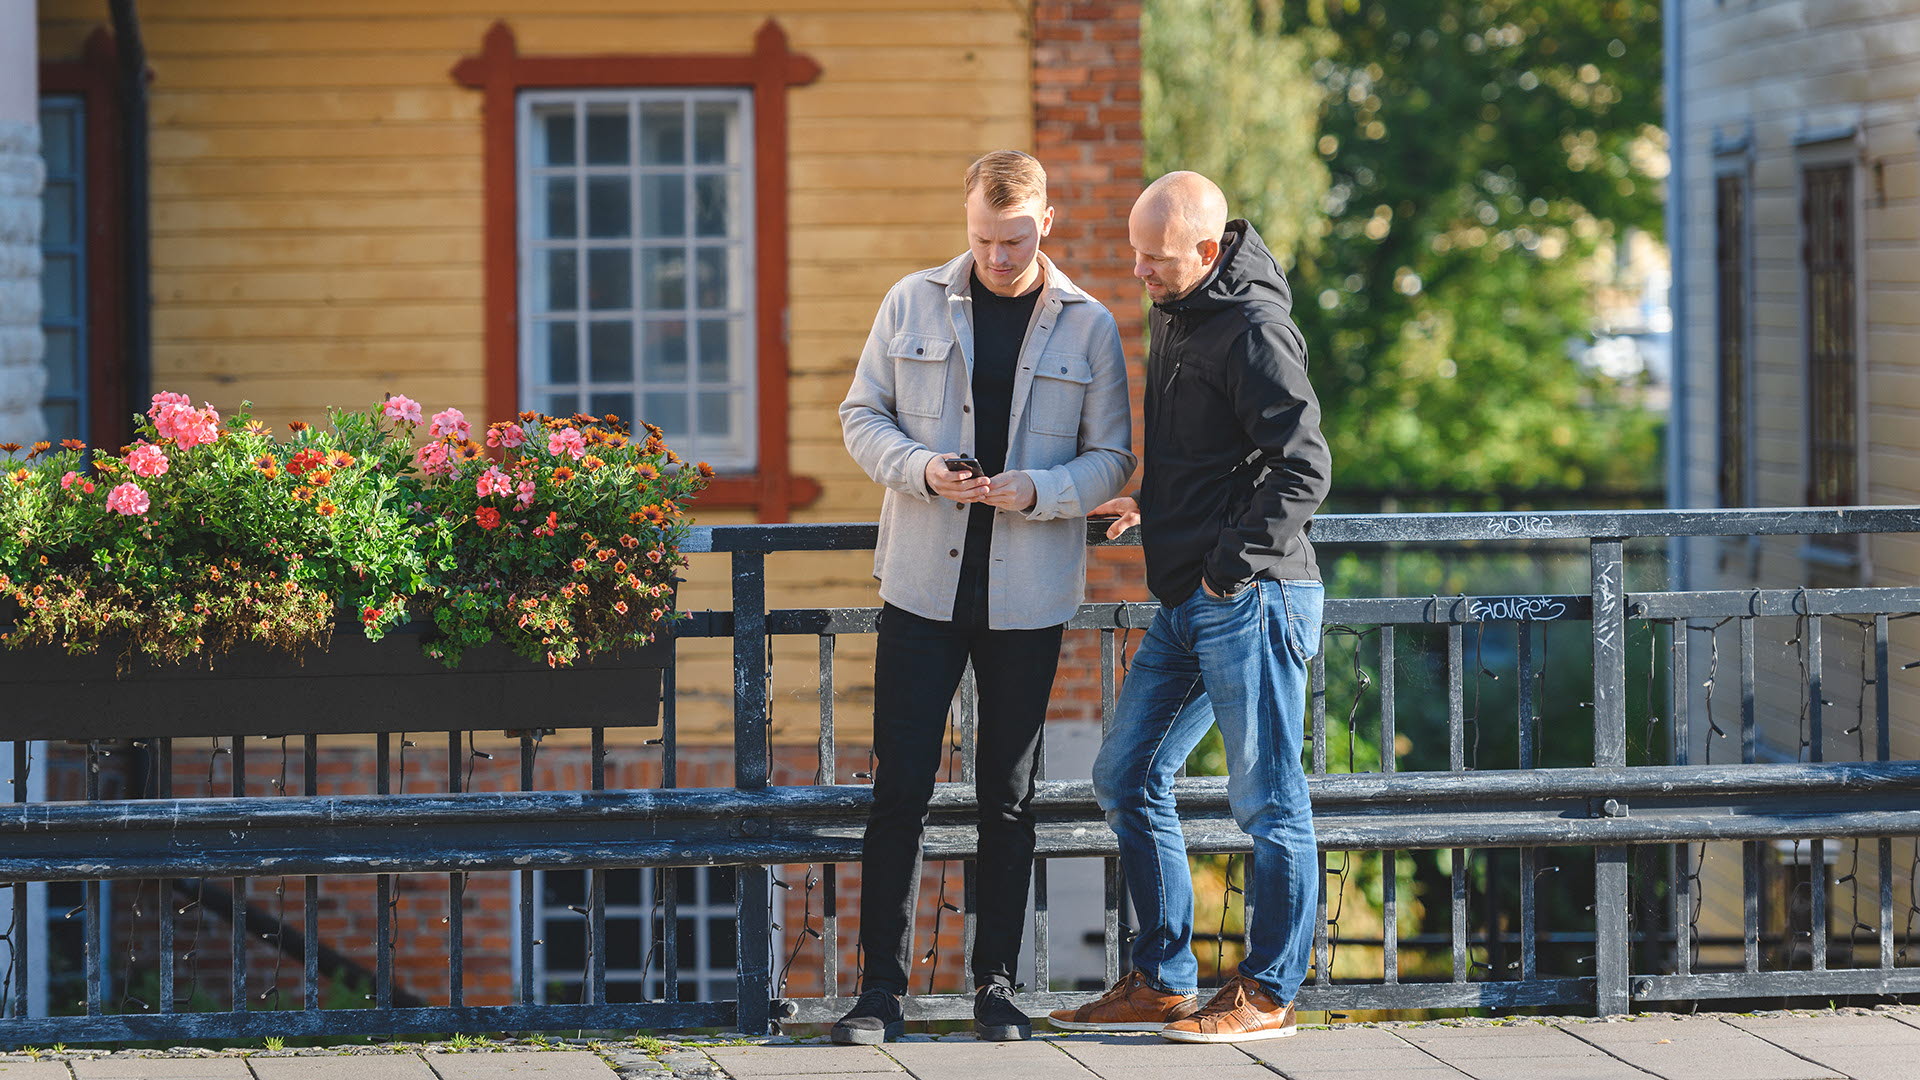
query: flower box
[
  {"left": 0, "top": 619, "right": 671, "bottom": 742},
  {"left": 0, "top": 395, "right": 705, "bottom": 723}
]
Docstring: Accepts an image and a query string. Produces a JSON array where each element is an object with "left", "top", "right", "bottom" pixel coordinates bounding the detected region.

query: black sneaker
[
  {"left": 830, "top": 988, "right": 904, "bottom": 1045},
  {"left": 973, "top": 983, "right": 1031, "bottom": 1042}
]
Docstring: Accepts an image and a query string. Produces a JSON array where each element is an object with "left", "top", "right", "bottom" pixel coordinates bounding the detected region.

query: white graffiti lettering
[
  {"left": 1488, "top": 515, "right": 1556, "bottom": 536},
  {"left": 1467, "top": 596, "right": 1570, "bottom": 621}
]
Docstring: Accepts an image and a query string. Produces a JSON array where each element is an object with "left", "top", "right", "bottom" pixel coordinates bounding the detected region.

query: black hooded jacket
[{"left": 1139, "top": 219, "right": 1331, "bottom": 605}]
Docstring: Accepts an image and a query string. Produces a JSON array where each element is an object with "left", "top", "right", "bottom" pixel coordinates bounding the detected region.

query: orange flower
[
  {"left": 291, "top": 486, "right": 314, "bottom": 502},
  {"left": 619, "top": 534, "right": 638, "bottom": 549},
  {"left": 571, "top": 557, "right": 588, "bottom": 572},
  {"left": 317, "top": 500, "right": 338, "bottom": 517},
  {"left": 327, "top": 450, "right": 356, "bottom": 469},
  {"left": 308, "top": 469, "right": 333, "bottom": 487},
  {"left": 27, "top": 441, "right": 51, "bottom": 459},
  {"left": 613, "top": 600, "right": 630, "bottom": 615},
  {"left": 59, "top": 438, "right": 86, "bottom": 450},
  {"left": 457, "top": 442, "right": 484, "bottom": 462},
  {"left": 0, "top": 443, "right": 20, "bottom": 453},
  {"left": 596, "top": 549, "right": 612, "bottom": 563},
  {"left": 551, "top": 465, "right": 575, "bottom": 483},
  {"left": 287, "top": 421, "right": 309, "bottom": 433},
  {"left": 8, "top": 468, "right": 26, "bottom": 485},
  {"left": 614, "top": 560, "right": 628, "bottom": 573},
  {"left": 518, "top": 410, "right": 538, "bottom": 423},
  {"left": 254, "top": 453, "right": 280, "bottom": 478},
  {"left": 635, "top": 463, "right": 660, "bottom": 482},
  {"left": 582, "top": 455, "right": 605, "bottom": 471},
  {"left": 640, "top": 505, "right": 668, "bottom": 526}
]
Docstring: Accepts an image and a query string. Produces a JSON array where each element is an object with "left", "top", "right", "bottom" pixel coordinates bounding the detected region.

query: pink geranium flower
[
  {"left": 476, "top": 465, "right": 513, "bottom": 498},
  {"left": 151, "top": 396, "right": 221, "bottom": 449},
  {"left": 516, "top": 479, "right": 537, "bottom": 509},
  {"left": 486, "top": 423, "right": 528, "bottom": 449},
  {"left": 147, "top": 392, "right": 191, "bottom": 418},
  {"left": 127, "top": 442, "right": 170, "bottom": 478},
  {"left": 105, "top": 482, "right": 150, "bottom": 516},
  {"left": 429, "top": 407, "right": 470, "bottom": 441},
  {"left": 382, "top": 395, "right": 423, "bottom": 424},
  {"left": 60, "top": 471, "right": 79, "bottom": 490},
  {"left": 414, "top": 441, "right": 454, "bottom": 477},
  {"left": 548, "top": 427, "right": 587, "bottom": 460}
]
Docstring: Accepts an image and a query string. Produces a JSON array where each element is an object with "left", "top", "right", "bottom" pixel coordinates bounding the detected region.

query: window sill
[{"left": 693, "top": 473, "right": 822, "bottom": 519}]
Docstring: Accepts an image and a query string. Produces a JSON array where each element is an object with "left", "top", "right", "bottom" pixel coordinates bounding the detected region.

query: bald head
[
  {"left": 1129, "top": 171, "right": 1231, "bottom": 303},
  {"left": 1134, "top": 171, "right": 1229, "bottom": 248}
]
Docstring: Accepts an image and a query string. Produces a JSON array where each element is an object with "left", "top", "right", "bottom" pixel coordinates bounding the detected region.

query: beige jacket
[{"left": 840, "top": 251, "right": 1136, "bottom": 629}]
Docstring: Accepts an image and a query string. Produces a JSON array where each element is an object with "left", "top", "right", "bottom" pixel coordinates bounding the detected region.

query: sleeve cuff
[
  {"left": 905, "top": 447, "right": 940, "bottom": 501},
  {"left": 1021, "top": 468, "right": 1064, "bottom": 520}
]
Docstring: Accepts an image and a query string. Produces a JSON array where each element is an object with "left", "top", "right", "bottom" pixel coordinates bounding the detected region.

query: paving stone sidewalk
[{"left": 3, "top": 1007, "right": 1918, "bottom": 1080}]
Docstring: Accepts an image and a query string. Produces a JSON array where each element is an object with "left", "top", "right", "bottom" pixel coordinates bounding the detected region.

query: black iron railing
[{"left": 4, "top": 506, "right": 1920, "bottom": 1043}]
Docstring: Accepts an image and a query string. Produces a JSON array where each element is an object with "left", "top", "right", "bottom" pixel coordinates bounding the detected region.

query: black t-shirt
[{"left": 960, "top": 271, "right": 1041, "bottom": 576}]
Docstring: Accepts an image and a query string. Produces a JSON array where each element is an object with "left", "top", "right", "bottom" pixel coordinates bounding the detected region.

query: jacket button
[
  {"left": 915, "top": 348, "right": 924, "bottom": 355},
  {"left": 949, "top": 549, "right": 959, "bottom": 557},
  {"left": 1059, "top": 366, "right": 1068, "bottom": 373},
  {"left": 963, "top": 405, "right": 971, "bottom": 413}
]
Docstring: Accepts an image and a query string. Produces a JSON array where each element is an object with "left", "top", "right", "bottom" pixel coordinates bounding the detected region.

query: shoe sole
[
  {"left": 1159, "top": 1025, "right": 1297, "bottom": 1044},
  {"left": 1046, "top": 1018, "right": 1176, "bottom": 1033},
  {"left": 974, "top": 1021, "right": 1032, "bottom": 1042},
  {"left": 830, "top": 1020, "right": 904, "bottom": 1045}
]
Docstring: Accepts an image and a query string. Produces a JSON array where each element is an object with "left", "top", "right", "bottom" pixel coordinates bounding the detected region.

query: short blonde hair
[{"left": 965, "top": 150, "right": 1048, "bottom": 210}]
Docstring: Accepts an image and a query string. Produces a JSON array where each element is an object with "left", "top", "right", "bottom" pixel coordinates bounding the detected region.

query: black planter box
[{"left": 0, "top": 619, "right": 670, "bottom": 741}]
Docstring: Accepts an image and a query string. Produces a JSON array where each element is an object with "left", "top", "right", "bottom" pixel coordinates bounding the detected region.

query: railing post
[
  {"left": 1590, "top": 538, "right": 1630, "bottom": 1016},
  {"left": 732, "top": 549, "right": 773, "bottom": 1034}
]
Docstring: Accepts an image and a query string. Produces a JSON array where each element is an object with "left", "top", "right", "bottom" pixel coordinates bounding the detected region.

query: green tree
[{"left": 1145, "top": 0, "right": 1666, "bottom": 496}]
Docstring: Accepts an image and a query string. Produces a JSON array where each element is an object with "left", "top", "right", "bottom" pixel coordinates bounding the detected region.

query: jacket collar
[{"left": 925, "top": 250, "right": 1090, "bottom": 306}]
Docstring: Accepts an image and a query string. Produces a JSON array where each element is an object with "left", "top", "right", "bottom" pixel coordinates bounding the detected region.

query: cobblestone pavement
[{"left": 4, "top": 1007, "right": 1918, "bottom": 1080}]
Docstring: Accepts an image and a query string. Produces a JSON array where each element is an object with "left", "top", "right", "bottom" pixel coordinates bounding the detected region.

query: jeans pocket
[{"left": 1279, "top": 581, "right": 1324, "bottom": 662}]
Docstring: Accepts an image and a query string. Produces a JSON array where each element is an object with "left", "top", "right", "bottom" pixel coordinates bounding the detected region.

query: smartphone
[{"left": 943, "top": 456, "right": 983, "bottom": 480}]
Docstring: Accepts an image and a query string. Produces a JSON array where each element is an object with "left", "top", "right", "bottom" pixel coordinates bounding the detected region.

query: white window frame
[
  {"left": 513, "top": 88, "right": 758, "bottom": 471},
  {"left": 527, "top": 866, "right": 738, "bottom": 1005}
]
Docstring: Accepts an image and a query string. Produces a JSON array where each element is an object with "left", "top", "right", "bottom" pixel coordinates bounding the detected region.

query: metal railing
[{"left": 4, "top": 506, "right": 1920, "bottom": 1043}]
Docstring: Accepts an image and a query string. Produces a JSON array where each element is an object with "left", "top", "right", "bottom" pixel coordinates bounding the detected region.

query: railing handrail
[{"left": 681, "top": 504, "right": 1920, "bottom": 551}]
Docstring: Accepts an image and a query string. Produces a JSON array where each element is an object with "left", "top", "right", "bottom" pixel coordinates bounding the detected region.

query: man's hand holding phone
[{"left": 926, "top": 454, "right": 992, "bottom": 502}]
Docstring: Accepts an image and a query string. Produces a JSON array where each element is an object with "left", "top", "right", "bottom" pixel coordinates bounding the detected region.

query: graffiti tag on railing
[
  {"left": 1466, "top": 596, "right": 1570, "bottom": 621},
  {"left": 1487, "top": 515, "right": 1556, "bottom": 536}
]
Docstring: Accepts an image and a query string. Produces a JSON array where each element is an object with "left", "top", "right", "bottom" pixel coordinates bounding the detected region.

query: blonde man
[{"left": 838, "top": 150, "right": 1135, "bottom": 1042}]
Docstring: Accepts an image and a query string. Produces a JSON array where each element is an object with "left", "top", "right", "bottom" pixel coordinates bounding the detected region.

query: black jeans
[{"left": 859, "top": 563, "right": 1064, "bottom": 993}]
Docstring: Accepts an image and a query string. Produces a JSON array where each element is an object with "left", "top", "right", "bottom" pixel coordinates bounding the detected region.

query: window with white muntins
[{"left": 517, "top": 91, "right": 756, "bottom": 470}]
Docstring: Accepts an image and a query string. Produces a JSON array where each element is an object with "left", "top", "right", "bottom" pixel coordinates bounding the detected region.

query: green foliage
[
  {"left": 1144, "top": 0, "right": 1329, "bottom": 267},
  {"left": 1144, "top": 0, "right": 1666, "bottom": 495},
  {"left": 0, "top": 395, "right": 705, "bottom": 669}
]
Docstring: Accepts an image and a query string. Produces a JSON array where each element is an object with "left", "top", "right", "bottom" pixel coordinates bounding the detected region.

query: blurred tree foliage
[{"left": 1143, "top": 0, "right": 1666, "bottom": 495}]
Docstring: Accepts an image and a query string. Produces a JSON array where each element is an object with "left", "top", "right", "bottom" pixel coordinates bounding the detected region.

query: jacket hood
[{"left": 1158, "top": 219, "right": 1293, "bottom": 318}]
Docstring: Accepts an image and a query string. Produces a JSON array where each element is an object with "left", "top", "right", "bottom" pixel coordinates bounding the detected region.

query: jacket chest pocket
[
  {"left": 1027, "top": 352, "right": 1093, "bottom": 437},
  {"left": 889, "top": 332, "right": 954, "bottom": 419}
]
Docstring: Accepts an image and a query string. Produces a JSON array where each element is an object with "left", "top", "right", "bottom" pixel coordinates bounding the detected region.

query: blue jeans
[{"left": 1092, "top": 579, "right": 1324, "bottom": 1003}]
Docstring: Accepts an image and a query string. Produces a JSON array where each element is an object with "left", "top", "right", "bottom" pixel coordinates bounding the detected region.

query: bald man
[{"left": 1049, "top": 172, "right": 1330, "bottom": 1043}]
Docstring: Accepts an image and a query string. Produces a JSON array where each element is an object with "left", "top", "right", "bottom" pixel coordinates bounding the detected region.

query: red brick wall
[{"left": 1032, "top": 0, "right": 1150, "bottom": 723}]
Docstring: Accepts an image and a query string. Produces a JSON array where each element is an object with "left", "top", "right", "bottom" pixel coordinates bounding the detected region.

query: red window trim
[
  {"left": 39, "top": 27, "right": 130, "bottom": 451},
  {"left": 452, "top": 20, "right": 822, "bottom": 521}
]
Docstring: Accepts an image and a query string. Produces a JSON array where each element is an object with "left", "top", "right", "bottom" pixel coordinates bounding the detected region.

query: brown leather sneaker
[
  {"left": 1047, "top": 970, "right": 1200, "bottom": 1032},
  {"left": 1159, "top": 974, "right": 1297, "bottom": 1043}
]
